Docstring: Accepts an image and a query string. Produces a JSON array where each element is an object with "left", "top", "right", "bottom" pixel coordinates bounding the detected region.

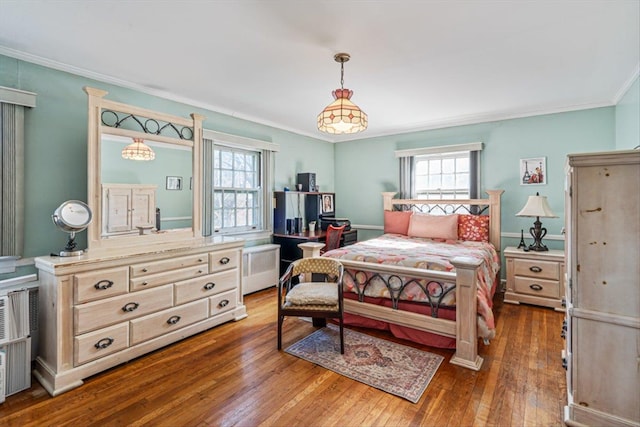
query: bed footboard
[{"left": 297, "top": 243, "right": 485, "bottom": 370}]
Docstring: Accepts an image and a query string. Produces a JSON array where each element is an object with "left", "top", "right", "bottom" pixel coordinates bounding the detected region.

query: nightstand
[{"left": 504, "top": 246, "right": 565, "bottom": 311}]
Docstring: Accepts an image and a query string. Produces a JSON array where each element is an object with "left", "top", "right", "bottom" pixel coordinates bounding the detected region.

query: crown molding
[{"left": 612, "top": 63, "right": 640, "bottom": 104}]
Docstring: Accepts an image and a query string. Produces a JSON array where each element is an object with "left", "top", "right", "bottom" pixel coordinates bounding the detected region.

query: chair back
[
  {"left": 324, "top": 225, "right": 346, "bottom": 252},
  {"left": 291, "top": 257, "right": 342, "bottom": 279}
]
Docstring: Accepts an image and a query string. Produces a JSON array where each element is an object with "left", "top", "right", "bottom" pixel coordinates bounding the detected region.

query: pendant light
[
  {"left": 121, "top": 137, "right": 155, "bottom": 161},
  {"left": 317, "top": 53, "right": 368, "bottom": 135}
]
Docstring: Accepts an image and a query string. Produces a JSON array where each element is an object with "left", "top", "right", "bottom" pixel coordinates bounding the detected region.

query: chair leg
[
  {"left": 339, "top": 317, "right": 344, "bottom": 354},
  {"left": 277, "top": 315, "right": 283, "bottom": 350}
]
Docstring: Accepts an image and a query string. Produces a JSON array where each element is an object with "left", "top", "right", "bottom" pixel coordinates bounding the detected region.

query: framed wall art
[
  {"left": 166, "top": 176, "right": 183, "bottom": 190},
  {"left": 520, "top": 157, "right": 546, "bottom": 185}
]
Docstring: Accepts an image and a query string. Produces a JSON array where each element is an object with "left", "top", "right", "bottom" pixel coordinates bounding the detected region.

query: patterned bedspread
[{"left": 322, "top": 234, "right": 500, "bottom": 340}]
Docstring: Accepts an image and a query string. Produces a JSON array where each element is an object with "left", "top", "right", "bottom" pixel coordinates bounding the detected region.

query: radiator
[{"left": 242, "top": 244, "right": 280, "bottom": 295}]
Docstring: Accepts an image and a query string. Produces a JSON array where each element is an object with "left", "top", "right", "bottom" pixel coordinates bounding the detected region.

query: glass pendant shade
[
  {"left": 122, "top": 137, "right": 155, "bottom": 161},
  {"left": 317, "top": 88, "right": 368, "bottom": 134}
]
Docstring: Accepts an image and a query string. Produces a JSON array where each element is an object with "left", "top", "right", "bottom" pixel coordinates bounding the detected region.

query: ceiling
[{"left": 0, "top": 1, "right": 638, "bottom": 142}]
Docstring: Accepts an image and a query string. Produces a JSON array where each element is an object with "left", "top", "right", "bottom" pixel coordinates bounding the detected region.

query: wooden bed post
[
  {"left": 485, "top": 189, "right": 504, "bottom": 252},
  {"left": 382, "top": 192, "right": 397, "bottom": 211},
  {"left": 450, "top": 256, "right": 484, "bottom": 371}
]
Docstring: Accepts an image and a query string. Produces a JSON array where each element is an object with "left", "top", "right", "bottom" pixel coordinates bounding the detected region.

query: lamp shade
[
  {"left": 516, "top": 194, "right": 557, "bottom": 218},
  {"left": 122, "top": 137, "right": 155, "bottom": 161},
  {"left": 317, "top": 88, "right": 368, "bottom": 134}
]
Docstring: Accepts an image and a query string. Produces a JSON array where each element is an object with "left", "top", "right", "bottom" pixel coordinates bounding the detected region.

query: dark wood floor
[{"left": 0, "top": 287, "right": 567, "bottom": 427}]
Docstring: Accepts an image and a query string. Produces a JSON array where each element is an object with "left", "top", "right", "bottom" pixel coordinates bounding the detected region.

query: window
[
  {"left": 203, "top": 130, "right": 278, "bottom": 236},
  {"left": 396, "top": 142, "right": 482, "bottom": 201},
  {"left": 212, "top": 146, "right": 261, "bottom": 233}
]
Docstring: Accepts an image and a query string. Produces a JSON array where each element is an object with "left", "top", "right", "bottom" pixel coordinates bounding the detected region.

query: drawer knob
[
  {"left": 204, "top": 282, "right": 216, "bottom": 290},
  {"left": 219, "top": 299, "right": 229, "bottom": 308},
  {"left": 94, "top": 280, "right": 114, "bottom": 290},
  {"left": 142, "top": 268, "right": 148, "bottom": 273},
  {"left": 95, "top": 337, "right": 114, "bottom": 349},
  {"left": 167, "top": 315, "right": 181, "bottom": 325},
  {"left": 529, "top": 266, "right": 542, "bottom": 273},
  {"left": 219, "top": 257, "right": 230, "bottom": 265},
  {"left": 122, "top": 302, "right": 140, "bottom": 312},
  {"left": 529, "top": 284, "right": 543, "bottom": 291},
  {"left": 141, "top": 281, "right": 149, "bottom": 286}
]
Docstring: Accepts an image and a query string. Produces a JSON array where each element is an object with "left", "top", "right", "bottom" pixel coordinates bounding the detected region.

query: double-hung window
[
  {"left": 203, "top": 130, "right": 278, "bottom": 236},
  {"left": 396, "top": 142, "right": 483, "bottom": 204}
]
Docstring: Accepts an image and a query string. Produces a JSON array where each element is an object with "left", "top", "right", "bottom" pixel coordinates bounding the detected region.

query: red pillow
[
  {"left": 458, "top": 215, "right": 490, "bottom": 242},
  {"left": 384, "top": 210, "right": 413, "bottom": 235}
]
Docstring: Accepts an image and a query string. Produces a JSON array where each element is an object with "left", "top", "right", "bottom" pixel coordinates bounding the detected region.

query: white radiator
[
  {"left": 242, "top": 244, "right": 280, "bottom": 295},
  {"left": 0, "top": 274, "right": 39, "bottom": 401}
]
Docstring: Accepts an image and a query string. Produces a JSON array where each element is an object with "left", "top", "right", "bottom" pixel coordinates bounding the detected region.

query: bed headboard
[{"left": 381, "top": 190, "right": 504, "bottom": 251}]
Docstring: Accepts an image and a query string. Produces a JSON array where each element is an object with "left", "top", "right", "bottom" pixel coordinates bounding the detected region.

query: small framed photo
[
  {"left": 519, "top": 157, "right": 546, "bottom": 185},
  {"left": 166, "top": 176, "right": 183, "bottom": 190},
  {"left": 321, "top": 193, "right": 334, "bottom": 214}
]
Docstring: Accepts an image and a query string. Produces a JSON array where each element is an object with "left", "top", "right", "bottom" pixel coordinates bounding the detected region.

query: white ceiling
[{"left": 1, "top": 1, "right": 638, "bottom": 142}]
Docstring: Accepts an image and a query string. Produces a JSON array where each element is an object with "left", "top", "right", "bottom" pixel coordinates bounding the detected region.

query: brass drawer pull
[
  {"left": 529, "top": 284, "right": 543, "bottom": 291},
  {"left": 167, "top": 315, "right": 181, "bottom": 325},
  {"left": 529, "top": 266, "right": 542, "bottom": 273},
  {"left": 94, "top": 280, "right": 114, "bottom": 290},
  {"left": 204, "top": 282, "right": 216, "bottom": 290},
  {"left": 219, "top": 299, "right": 229, "bottom": 308},
  {"left": 219, "top": 257, "right": 230, "bottom": 265},
  {"left": 122, "top": 302, "right": 140, "bottom": 312},
  {"left": 94, "top": 337, "right": 114, "bottom": 349}
]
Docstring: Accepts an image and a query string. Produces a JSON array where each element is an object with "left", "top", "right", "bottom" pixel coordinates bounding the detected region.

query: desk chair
[
  {"left": 321, "top": 224, "right": 346, "bottom": 254},
  {"left": 277, "top": 257, "right": 345, "bottom": 353}
]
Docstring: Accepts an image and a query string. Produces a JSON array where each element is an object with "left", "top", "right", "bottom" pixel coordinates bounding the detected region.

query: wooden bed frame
[{"left": 299, "top": 189, "right": 503, "bottom": 371}]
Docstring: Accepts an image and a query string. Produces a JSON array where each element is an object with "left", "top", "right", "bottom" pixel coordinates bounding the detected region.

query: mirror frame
[{"left": 85, "top": 86, "right": 204, "bottom": 253}]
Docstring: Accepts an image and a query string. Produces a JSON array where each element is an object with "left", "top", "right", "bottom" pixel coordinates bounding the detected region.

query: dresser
[
  {"left": 503, "top": 246, "right": 565, "bottom": 311},
  {"left": 34, "top": 237, "right": 246, "bottom": 396},
  {"left": 564, "top": 150, "right": 640, "bottom": 427}
]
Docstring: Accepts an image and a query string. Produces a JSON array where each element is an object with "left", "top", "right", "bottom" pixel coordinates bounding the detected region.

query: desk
[{"left": 272, "top": 229, "right": 357, "bottom": 275}]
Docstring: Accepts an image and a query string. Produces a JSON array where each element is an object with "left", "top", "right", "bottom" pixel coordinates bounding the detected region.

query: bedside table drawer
[
  {"left": 514, "top": 276, "right": 560, "bottom": 299},
  {"left": 513, "top": 258, "right": 559, "bottom": 280}
]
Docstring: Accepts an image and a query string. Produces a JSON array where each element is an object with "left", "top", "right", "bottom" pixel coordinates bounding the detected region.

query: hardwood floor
[{"left": 0, "top": 288, "right": 567, "bottom": 427}]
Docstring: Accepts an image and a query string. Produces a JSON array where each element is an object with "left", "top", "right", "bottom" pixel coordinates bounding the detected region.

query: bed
[{"left": 298, "top": 190, "right": 503, "bottom": 370}]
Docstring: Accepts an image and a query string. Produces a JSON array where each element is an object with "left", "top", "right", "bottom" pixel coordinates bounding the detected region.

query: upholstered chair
[{"left": 277, "top": 257, "right": 344, "bottom": 353}]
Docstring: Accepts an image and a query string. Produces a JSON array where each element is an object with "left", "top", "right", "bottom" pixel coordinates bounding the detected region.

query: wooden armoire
[{"left": 563, "top": 150, "right": 640, "bottom": 427}]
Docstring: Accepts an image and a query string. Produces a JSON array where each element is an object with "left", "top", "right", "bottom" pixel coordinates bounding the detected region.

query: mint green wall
[
  {"left": 615, "top": 76, "right": 640, "bottom": 150},
  {"left": 335, "top": 108, "right": 616, "bottom": 250},
  {"left": 0, "top": 54, "right": 332, "bottom": 259}
]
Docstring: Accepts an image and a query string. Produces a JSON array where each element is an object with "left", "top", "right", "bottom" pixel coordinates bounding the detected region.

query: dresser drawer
[
  {"left": 74, "top": 284, "right": 174, "bottom": 335},
  {"left": 514, "top": 276, "right": 560, "bottom": 299},
  {"left": 209, "top": 249, "right": 240, "bottom": 273},
  {"left": 74, "top": 267, "right": 129, "bottom": 304},
  {"left": 513, "top": 258, "right": 559, "bottom": 280},
  {"left": 130, "top": 254, "right": 208, "bottom": 277},
  {"left": 210, "top": 289, "right": 237, "bottom": 316},
  {"left": 130, "top": 299, "right": 209, "bottom": 345},
  {"left": 74, "top": 323, "right": 130, "bottom": 366},
  {"left": 174, "top": 270, "right": 238, "bottom": 306},
  {"left": 129, "top": 265, "right": 208, "bottom": 292}
]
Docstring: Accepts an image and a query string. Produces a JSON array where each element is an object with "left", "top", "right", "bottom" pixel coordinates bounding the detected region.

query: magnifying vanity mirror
[{"left": 84, "top": 87, "right": 204, "bottom": 253}]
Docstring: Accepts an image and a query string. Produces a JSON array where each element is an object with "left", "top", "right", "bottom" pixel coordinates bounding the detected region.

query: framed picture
[
  {"left": 321, "top": 193, "right": 334, "bottom": 214},
  {"left": 166, "top": 176, "right": 183, "bottom": 190},
  {"left": 519, "top": 157, "right": 546, "bottom": 185}
]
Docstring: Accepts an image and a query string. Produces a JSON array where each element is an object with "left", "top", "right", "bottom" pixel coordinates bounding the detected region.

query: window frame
[
  {"left": 396, "top": 142, "right": 483, "bottom": 201},
  {"left": 202, "top": 130, "right": 278, "bottom": 238}
]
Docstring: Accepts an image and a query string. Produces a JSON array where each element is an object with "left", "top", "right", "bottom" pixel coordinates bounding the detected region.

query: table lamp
[{"left": 516, "top": 192, "right": 557, "bottom": 251}]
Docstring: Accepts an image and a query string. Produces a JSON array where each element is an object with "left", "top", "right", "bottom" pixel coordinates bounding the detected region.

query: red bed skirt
[{"left": 341, "top": 275, "right": 499, "bottom": 349}]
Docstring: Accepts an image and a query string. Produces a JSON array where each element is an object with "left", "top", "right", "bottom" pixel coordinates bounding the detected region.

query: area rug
[{"left": 285, "top": 324, "right": 444, "bottom": 403}]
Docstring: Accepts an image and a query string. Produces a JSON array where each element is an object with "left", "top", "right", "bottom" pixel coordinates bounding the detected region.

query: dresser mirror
[{"left": 85, "top": 87, "right": 204, "bottom": 253}]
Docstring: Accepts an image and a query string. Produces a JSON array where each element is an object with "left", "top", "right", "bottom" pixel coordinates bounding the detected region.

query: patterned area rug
[{"left": 285, "top": 324, "right": 444, "bottom": 403}]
